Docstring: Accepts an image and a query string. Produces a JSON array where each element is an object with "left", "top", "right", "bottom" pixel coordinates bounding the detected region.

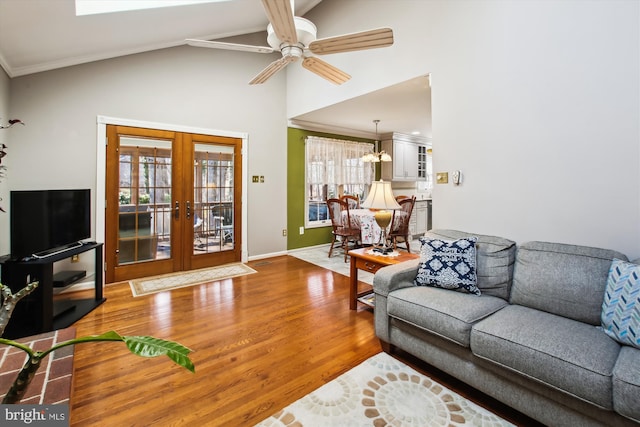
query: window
[
  {"left": 305, "top": 136, "right": 374, "bottom": 228},
  {"left": 75, "top": 0, "right": 226, "bottom": 16}
]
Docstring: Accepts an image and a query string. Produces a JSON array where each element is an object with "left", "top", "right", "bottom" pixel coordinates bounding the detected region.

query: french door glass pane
[
  {"left": 193, "top": 143, "right": 234, "bottom": 255},
  {"left": 118, "top": 137, "right": 172, "bottom": 265}
]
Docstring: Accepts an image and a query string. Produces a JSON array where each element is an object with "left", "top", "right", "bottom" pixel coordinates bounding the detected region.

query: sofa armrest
[
  {"left": 613, "top": 345, "right": 640, "bottom": 422},
  {"left": 373, "top": 259, "right": 420, "bottom": 297},
  {"left": 374, "top": 259, "right": 419, "bottom": 344}
]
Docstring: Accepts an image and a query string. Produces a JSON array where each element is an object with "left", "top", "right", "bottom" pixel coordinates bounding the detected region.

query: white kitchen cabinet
[
  {"left": 412, "top": 200, "right": 432, "bottom": 237},
  {"left": 409, "top": 210, "right": 418, "bottom": 237},
  {"left": 380, "top": 133, "right": 430, "bottom": 182},
  {"left": 417, "top": 145, "right": 428, "bottom": 180},
  {"left": 414, "top": 201, "right": 428, "bottom": 235}
]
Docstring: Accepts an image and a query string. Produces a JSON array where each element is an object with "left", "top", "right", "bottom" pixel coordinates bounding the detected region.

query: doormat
[
  {"left": 255, "top": 352, "right": 515, "bottom": 426},
  {"left": 128, "top": 263, "right": 257, "bottom": 297}
]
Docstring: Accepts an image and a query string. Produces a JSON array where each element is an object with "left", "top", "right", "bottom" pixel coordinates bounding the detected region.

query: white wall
[
  {"left": 289, "top": 0, "right": 640, "bottom": 258},
  {"left": 7, "top": 45, "right": 289, "bottom": 259},
  {"left": 4, "top": 0, "right": 640, "bottom": 261},
  {"left": 0, "top": 68, "right": 10, "bottom": 254}
]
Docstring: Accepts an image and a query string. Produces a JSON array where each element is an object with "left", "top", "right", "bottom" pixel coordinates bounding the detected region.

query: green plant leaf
[
  {"left": 123, "top": 336, "right": 195, "bottom": 372},
  {"left": 78, "top": 330, "right": 124, "bottom": 342},
  {"left": 166, "top": 351, "right": 195, "bottom": 373}
]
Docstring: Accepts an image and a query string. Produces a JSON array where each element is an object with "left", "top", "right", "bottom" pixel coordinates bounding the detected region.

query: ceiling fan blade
[
  {"left": 249, "top": 55, "right": 298, "bottom": 85},
  {"left": 302, "top": 57, "right": 351, "bottom": 85},
  {"left": 186, "top": 39, "right": 273, "bottom": 54},
  {"left": 309, "top": 28, "right": 394, "bottom": 55},
  {"left": 261, "top": 0, "right": 298, "bottom": 45}
]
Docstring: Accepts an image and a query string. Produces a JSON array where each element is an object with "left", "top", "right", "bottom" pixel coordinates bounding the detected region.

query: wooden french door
[{"left": 105, "top": 125, "right": 242, "bottom": 283}]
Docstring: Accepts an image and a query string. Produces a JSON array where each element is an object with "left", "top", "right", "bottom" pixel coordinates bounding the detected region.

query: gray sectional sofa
[{"left": 373, "top": 229, "right": 640, "bottom": 427}]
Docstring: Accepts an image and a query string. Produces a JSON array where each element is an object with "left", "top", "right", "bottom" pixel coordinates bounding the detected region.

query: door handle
[
  {"left": 174, "top": 201, "right": 179, "bottom": 219},
  {"left": 186, "top": 201, "right": 191, "bottom": 220}
]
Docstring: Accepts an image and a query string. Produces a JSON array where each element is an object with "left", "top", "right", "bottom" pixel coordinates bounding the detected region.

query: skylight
[{"left": 75, "top": 0, "right": 230, "bottom": 16}]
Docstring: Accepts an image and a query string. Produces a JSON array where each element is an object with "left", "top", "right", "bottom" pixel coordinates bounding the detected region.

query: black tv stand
[{"left": 0, "top": 242, "right": 106, "bottom": 339}]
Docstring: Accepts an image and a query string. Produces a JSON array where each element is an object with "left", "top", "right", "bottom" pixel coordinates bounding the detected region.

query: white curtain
[{"left": 306, "top": 136, "right": 374, "bottom": 186}]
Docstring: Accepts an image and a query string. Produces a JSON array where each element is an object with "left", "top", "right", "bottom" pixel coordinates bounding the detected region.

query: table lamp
[{"left": 361, "top": 180, "right": 401, "bottom": 253}]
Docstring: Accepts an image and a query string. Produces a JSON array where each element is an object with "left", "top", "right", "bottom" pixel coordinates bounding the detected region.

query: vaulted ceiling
[{"left": 0, "top": 0, "right": 430, "bottom": 138}]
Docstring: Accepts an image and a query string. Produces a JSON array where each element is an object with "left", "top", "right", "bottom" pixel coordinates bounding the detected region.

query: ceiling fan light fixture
[
  {"left": 249, "top": 55, "right": 296, "bottom": 84},
  {"left": 302, "top": 57, "right": 350, "bottom": 85},
  {"left": 185, "top": 39, "right": 273, "bottom": 54},
  {"left": 280, "top": 45, "right": 303, "bottom": 59},
  {"left": 267, "top": 17, "right": 317, "bottom": 50},
  {"left": 262, "top": 0, "right": 298, "bottom": 44},
  {"left": 187, "top": 0, "right": 394, "bottom": 85},
  {"left": 309, "top": 27, "right": 394, "bottom": 55}
]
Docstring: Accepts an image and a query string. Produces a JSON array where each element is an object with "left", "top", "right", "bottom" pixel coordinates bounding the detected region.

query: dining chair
[
  {"left": 388, "top": 196, "right": 416, "bottom": 252},
  {"left": 193, "top": 213, "right": 203, "bottom": 244},
  {"left": 210, "top": 213, "right": 234, "bottom": 244},
  {"left": 341, "top": 194, "right": 360, "bottom": 210},
  {"left": 326, "top": 198, "right": 361, "bottom": 262}
]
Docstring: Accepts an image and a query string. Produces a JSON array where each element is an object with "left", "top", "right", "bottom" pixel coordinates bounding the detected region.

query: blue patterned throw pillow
[
  {"left": 414, "top": 237, "right": 480, "bottom": 295},
  {"left": 601, "top": 258, "right": 640, "bottom": 349}
]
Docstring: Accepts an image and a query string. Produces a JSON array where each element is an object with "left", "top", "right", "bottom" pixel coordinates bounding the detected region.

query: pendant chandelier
[{"left": 362, "top": 119, "right": 391, "bottom": 162}]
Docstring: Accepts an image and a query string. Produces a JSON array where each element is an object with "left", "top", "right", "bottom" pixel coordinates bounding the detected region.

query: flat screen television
[{"left": 10, "top": 189, "right": 91, "bottom": 259}]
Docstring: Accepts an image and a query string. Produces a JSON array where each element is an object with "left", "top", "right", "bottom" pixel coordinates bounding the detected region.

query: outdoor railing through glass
[{"left": 118, "top": 201, "right": 233, "bottom": 263}]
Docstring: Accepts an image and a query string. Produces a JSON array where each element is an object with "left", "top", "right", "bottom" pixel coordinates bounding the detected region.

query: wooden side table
[{"left": 348, "top": 247, "right": 419, "bottom": 310}]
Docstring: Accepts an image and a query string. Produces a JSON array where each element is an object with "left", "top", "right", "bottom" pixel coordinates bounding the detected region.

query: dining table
[{"left": 341, "top": 208, "right": 406, "bottom": 245}]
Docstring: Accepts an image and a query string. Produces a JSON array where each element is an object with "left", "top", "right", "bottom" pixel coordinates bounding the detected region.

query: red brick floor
[{"left": 0, "top": 328, "right": 75, "bottom": 404}]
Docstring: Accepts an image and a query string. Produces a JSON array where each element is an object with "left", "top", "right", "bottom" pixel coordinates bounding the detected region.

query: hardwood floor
[{"left": 68, "top": 255, "right": 540, "bottom": 426}]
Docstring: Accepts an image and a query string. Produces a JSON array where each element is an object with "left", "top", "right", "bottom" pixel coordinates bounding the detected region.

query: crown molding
[{"left": 288, "top": 119, "right": 377, "bottom": 139}]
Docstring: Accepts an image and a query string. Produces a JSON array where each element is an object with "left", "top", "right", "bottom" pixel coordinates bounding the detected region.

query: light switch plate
[{"left": 436, "top": 172, "right": 448, "bottom": 184}]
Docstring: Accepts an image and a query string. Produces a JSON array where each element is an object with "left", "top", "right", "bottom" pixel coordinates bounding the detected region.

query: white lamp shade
[
  {"left": 361, "top": 180, "right": 401, "bottom": 210},
  {"left": 362, "top": 151, "right": 391, "bottom": 163},
  {"left": 380, "top": 152, "right": 392, "bottom": 162},
  {"left": 362, "top": 153, "right": 378, "bottom": 162}
]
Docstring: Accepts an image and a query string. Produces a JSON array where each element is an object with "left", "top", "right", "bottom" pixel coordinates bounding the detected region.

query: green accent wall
[{"left": 287, "top": 127, "right": 375, "bottom": 250}]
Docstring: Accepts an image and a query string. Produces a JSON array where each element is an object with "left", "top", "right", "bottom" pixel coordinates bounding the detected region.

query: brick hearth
[{"left": 0, "top": 328, "right": 75, "bottom": 404}]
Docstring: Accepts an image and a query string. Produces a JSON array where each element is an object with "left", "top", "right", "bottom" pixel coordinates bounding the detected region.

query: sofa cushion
[
  {"left": 387, "top": 286, "right": 508, "bottom": 347},
  {"left": 613, "top": 345, "right": 640, "bottom": 422},
  {"left": 415, "top": 236, "right": 480, "bottom": 295},
  {"left": 471, "top": 304, "right": 620, "bottom": 409},
  {"left": 510, "top": 241, "right": 628, "bottom": 325},
  {"left": 601, "top": 259, "right": 640, "bottom": 349},
  {"left": 423, "top": 230, "right": 516, "bottom": 300}
]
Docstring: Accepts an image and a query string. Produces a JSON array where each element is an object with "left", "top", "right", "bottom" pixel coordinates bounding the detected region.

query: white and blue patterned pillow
[
  {"left": 414, "top": 237, "right": 480, "bottom": 295},
  {"left": 601, "top": 258, "right": 640, "bottom": 349}
]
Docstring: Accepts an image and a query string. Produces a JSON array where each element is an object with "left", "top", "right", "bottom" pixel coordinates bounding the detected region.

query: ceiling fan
[{"left": 186, "top": 0, "right": 394, "bottom": 85}]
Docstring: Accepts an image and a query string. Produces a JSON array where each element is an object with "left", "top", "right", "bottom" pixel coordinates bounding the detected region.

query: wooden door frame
[
  {"left": 96, "top": 116, "right": 249, "bottom": 280},
  {"left": 182, "top": 133, "right": 243, "bottom": 271}
]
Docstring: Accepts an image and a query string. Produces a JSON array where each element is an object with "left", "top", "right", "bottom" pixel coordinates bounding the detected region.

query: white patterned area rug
[
  {"left": 256, "top": 352, "right": 514, "bottom": 427},
  {"left": 289, "top": 245, "right": 373, "bottom": 283},
  {"left": 289, "top": 239, "right": 421, "bottom": 286},
  {"left": 129, "top": 263, "right": 257, "bottom": 297}
]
